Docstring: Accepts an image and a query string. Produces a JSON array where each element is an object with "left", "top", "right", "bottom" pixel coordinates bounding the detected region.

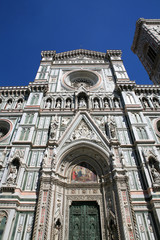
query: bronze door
[{"left": 69, "top": 201, "right": 101, "bottom": 240}]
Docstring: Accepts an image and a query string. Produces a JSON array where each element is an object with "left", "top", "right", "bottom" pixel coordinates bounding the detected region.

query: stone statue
[
  {"left": 7, "top": 165, "right": 17, "bottom": 184},
  {"left": 53, "top": 219, "right": 61, "bottom": 240},
  {"left": 114, "top": 99, "right": 119, "bottom": 108},
  {"left": 151, "top": 167, "right": 160, "bottom": 184},
  {"left": 16, "top": 100, "right": 22, "bottom": 109},
  {"left": 56, "top": 100, "right": 61, "bottom": 108},
  {"left": 42, "top": 149, "right": 48, "bottom": 166},
  {"left": 50, "top": 116, "right": 59, "bottom": 140},
  {"left": 104, "top": 99, "right": 109, "bottom": 108},
  {"left": 79, "top": 98, "right": 86, "bottom": 108},
  {"left": 45, "top": 100, "right": 51, "bottom": 109},
  {"left": 94, "top": 100, "right": 99, "bottom": 108},
  {"left": 108, "top": 115, "right": 116, "bottom": 139},
  {"left": 53, "top": 145, "right": 57, "bottom": 157},
  {"left": 65, "top": 99, "right": 71, "bottom": 108}
]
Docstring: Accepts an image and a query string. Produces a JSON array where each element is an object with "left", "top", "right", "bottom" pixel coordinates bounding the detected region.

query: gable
[{"left": 58, "top": 112, "right": 110, "bottom": 151}]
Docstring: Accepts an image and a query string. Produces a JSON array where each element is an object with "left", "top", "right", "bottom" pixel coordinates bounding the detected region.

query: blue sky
[{"left": 0, "top": 0, "right": 159, "bottom": 87}]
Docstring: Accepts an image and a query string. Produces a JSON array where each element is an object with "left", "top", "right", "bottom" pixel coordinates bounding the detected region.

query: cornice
[
  {"left": 41, "top": 50, "right": 56, "bottom": 58},
  {"left": 135, "top": 84, "right": 160, "bottom": 94},
  {"left": 0, "top": 86, "right": 29, "bottom": 97},
  {"left": 106, "top": 50, "right": 122, "bottom": 58},
  {"left": 55, "top": 49, "right": 107, "bottom": 60},
  {"left": 41, "top": 49, "right": 110, "bottom": 60},
  {"left": 131, "top": 18, "right": 160, "bottom": 53},
  {"left": 116, "top": 81, "right": 136, "bottom": 91},
  {"left": 28, "top": 82, "right": 48, "bottom": 93},
  {"left": 131, "top": 18, "right": 143, "bottom": 53}
]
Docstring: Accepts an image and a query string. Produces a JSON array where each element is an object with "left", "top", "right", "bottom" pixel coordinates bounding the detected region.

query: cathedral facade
[{"left": 0, "top": 45, "right": 160, "bottom": 240}]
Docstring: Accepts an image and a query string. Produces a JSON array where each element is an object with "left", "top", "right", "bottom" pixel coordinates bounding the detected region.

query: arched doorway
[{"left": 54, "top": 144, "right": 111, "bottom": 240}]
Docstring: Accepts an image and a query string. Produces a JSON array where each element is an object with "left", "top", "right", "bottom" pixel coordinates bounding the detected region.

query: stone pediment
[{"left": 58, "top": 112, "right": 110, "bottom": 150}]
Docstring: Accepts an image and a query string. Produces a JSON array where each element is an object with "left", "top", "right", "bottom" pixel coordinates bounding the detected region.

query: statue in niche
[
  {"left": 52, "top": 145, "right": 57, "bottom": 168},
  {"left": 42, "top": 148, "right": 48, "bottom": 167},
  {"left": 151, "top": 167, "right": 160, "bottom": 184},
  {"left": 65, "top": 99, "right": 71, "bottom": 108},
  {"left": 7, "top": 164, "right": 17, "bottom": 184},
  {"left": 94, "top": 100, "right": 99, "bottom": 108},
  {"left": 56, "top": 100, "right": 61, "bottom": 108},
  {"left": 108, "top": 115, "right": 116, "bottom": 139},
  {"left": 53, "top": 218, "right": 61, "bottom": 240},
  {"left": 6, "top": 100, "right": 12, "bottom": 110},
  {"left": 16, "top": 100, "right": 22, "bottom": 109},
  {"left": 45, "top": 99, "right": 51, "bottom": 109},
  {"left": 114, "top": 99, "right": 119, "bottom": 108},
  {"left": 104, "top": 99, "right": 109, "bottom": 108},
  {"left": 79, "top": 98, "right": 86, "bottom": 108},
  {"left": 50, "top": 116, "right": 59, "bottom": 140}
]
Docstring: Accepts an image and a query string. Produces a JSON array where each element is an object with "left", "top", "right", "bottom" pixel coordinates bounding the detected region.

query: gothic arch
[
  {"left": 52, "top": 142, "right": 111, "bottom": 240},
  {"left": 56, "top": 141, "right": 111, "bottom": 177}
]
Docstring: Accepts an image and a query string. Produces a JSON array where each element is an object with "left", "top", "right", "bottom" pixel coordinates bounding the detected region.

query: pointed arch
[{"left": 56, "top": 141, "right": 111, "bottom": 180}]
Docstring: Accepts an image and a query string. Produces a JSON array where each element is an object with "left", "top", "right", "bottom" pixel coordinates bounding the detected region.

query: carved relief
[
  {"left": 50, "top": 115, "right": 59, "bottom": 140},
  {"left": 70, "top": 120, "right": 99, "bottom": 142},
  {"left": 107, "top": 115, "right": 117, "bottom": 139}
]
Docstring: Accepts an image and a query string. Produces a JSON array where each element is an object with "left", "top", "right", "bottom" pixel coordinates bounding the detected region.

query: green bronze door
[{"left": 69, "top": 201, "right": 102, "bottom": 240}]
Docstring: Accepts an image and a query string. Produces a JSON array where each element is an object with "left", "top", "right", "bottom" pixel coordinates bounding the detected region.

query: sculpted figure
[
  {"left": 45, "top": 100, "right": 51, "bottom": 109},
  {"left": 42, "top": 149, "right": 48, "bottom": 166},
  {"left": 104, "top": 99, "right": 109, "bottom": 108},
  {"left": 151, "top": 167, "right": 160, "bottom": 184},
  {"left": 56, "top": 100, "right": 61, "bottom": 108},
  {"left": 50, "top": 116, "right": 59, "bottom": 140},
  {"left": 53, "top": 219, "right": 61, "bottom": 240},
  {"left": 114, "top": 99, "right": 119, "bottom": 108},
  {"left": 94, "top": 100, "right": 99, "bottom": 109},
  {"left": 65, "top": 99, "right": 71, "bottom": 108},
  {"left": 108, "top": 115, "right": 116, "bottom": 139},
  {"left": 79, "top": 98, "right": 86, "bottom": 108},
  {"left": 16, "top": 100, "right": 22, "bottom": 109},
  {"left": 7, "top": 165, "right": 17, "bottom": 184}
]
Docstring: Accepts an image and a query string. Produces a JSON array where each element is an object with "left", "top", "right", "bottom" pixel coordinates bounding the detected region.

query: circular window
[
  {"left": 62, "top": 70, "right": 102, "bottom": 90},
  {"left": 0, "top": 119, "right": 12, "bottom": 141}
]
